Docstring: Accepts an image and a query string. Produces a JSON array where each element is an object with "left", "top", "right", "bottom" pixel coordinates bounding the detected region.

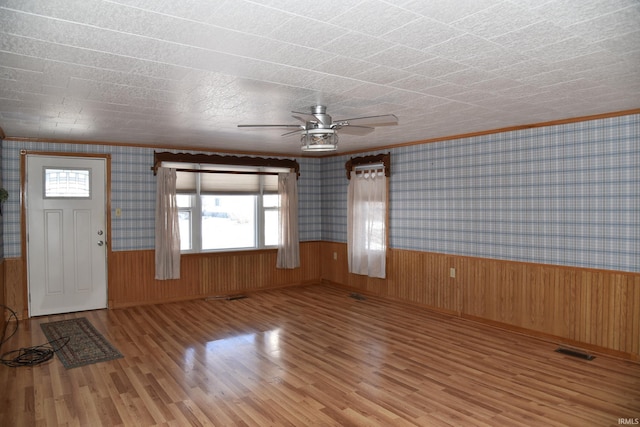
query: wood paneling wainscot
[
  {"left": 2, "top": 258, "right": 24, "bottom": 319},
  {"left": 3, "top": 242, "right": 321, "bottom": 316},
  {"left": 321, "top": 242, "right": 640, "bottom": 361},
  {"left": 6, "top": 240, "right": 638, "bottom": 361},
  {"left": 0, "top": 259, "right": 4, "bottom": 329},
  {"left": 321, "top": 243, "right": 460, "bottom": 315},
  {"left": 109, "top": 241, "right": 321, "bottom": 308},
  {"left": 461, "top": 257, "right": 640, "bottom": 360}
]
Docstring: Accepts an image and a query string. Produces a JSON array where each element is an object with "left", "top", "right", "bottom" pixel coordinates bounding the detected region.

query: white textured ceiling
[{"left": 0, "top": 0, "right": 639, "bottom": 155}]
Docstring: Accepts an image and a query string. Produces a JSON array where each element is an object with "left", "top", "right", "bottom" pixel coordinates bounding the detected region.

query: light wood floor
[{"left": 1, "top": 284, "right": 638, "bottom": 426}]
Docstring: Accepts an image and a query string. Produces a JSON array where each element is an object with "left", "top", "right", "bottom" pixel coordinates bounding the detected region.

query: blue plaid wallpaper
[
  {"left": 0, "top": 143, "right": 321, "bottom": 256},
  {"left": 298, "top": 156, "right": 322, "bottom": 241},
  {"left": 322, "top": 114, "right": 639, "bottom": 273},
  {"left": 2, "top": 113, "right": 638, "bottom": 272}
]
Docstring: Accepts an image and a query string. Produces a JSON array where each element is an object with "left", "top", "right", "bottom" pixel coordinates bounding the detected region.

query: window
[
  {"left": 153, "top": 152, "right": 299, "bottom": 254},
  {"left": 346, "top": 153, "right": 390, "bottom": 279},
  {"left": 44, "top": 168, "right": 91, "bottom": 198},
  {"left": 170, "top": 163, "right": 286, "bottom": 252}
]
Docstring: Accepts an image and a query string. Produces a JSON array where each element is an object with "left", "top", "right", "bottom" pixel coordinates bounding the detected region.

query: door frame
[{"left": 20, "top": 150, "right": 112, "bottom": 318}]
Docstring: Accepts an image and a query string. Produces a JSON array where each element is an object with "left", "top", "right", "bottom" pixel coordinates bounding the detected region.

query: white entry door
[{"left": 26, "top": 155, "right": 108, "bottom": 316}]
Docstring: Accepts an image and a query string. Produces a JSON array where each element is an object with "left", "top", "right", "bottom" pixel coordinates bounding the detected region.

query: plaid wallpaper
[
  {"left": 322, "top": 114, "right": 639, "bottom": 272},
  {"left": 298, "top": 156, "right": 322, "bottom": 241},
  {"left": 2, "top": 113, "right": 638, "bottom": 272},
  {"left": 0, "top": 143, "right": 321, "bottom": 255}
]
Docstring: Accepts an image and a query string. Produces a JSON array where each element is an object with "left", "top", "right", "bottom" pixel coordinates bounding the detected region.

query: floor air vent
[
  {"left": 349, "top": 293, "right": 366, "bottom": 301},
  {"left": 205, "top": 295, "right": 247, "bottom": 301},
  {"left": 555, "top": 346, "right": 595, "bottom": 360}
]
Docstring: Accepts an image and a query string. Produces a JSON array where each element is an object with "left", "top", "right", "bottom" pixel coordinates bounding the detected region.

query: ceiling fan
[{"left": 238, "top": 105, "right": 398, "bottom": 152}]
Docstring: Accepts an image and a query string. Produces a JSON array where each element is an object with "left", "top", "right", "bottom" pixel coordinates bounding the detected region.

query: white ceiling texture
[{"left": 0, "top": 0, "right": 639, "bottom": 156}]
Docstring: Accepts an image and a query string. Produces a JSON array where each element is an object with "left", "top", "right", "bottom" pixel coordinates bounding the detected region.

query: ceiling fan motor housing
[{"left": 310, "top": 105, "right": 332, "bottom": 128}]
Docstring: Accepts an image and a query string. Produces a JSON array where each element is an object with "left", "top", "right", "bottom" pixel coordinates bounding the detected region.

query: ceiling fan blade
[
  {"left": 238, "top": 124, "right": 302, "bottom": 129},
  {"left": 291, "top": 112, "right": 317, "bottom": 124},
  {"left": 292, "top": 109, "right": 331, "bottom": 126},
  {"left": 281, "top": 129, "right": 301, "bottom": 137},
  {"left": 334, "top": 125, "right": 375, "bottom": 136},
  {"left": 334, "top": 114, "right": 398, "bottom": 127}
]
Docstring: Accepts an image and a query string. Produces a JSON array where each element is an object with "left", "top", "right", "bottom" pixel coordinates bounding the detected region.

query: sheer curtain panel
[
  {"left": 155, "top": 167, "right": 181, "bottom": 280},
  {"left": 276, "top": 172, "right": 300, "bottom": 269},
  {"left": 347, "top": 170, "right": 387, "bottom": 278}
]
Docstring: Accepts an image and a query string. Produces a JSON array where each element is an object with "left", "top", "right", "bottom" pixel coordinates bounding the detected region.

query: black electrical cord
[
  {"left": 0, "top": 303, "right": 19, "bottom": 349},
  {"left": 0, "top": 304, "right": 70, "bottom": 367},
  {"left": 0, "top": 337, "right": 70, "bottom": 367}
]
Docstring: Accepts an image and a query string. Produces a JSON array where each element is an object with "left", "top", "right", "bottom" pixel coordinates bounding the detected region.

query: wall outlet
[
  {"left": 115, "top": 208, "right": 122, "bottom": 217},
  {"left": 449, "top": 267, "right": 456, "bottom": 278},
  {"left": 333, "top": 252, "right": 338, "bottom": 261}
]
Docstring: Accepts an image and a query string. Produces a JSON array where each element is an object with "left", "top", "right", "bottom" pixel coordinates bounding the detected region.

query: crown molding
[
  {"left": 2, "top": 108, "right": 639, "bottom": 158},
  {"left": 324, "top": 108, "right": 640, "bottom": 158}
]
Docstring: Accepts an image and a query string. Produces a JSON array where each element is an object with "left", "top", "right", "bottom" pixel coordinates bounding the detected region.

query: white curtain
[
  {"left": 347, "top": 170, "right": 387, "bottom": 278},
  {"left": 155, "top": 167, "right": 181, "bottom": 280},
  {"left": 276, "top": 171, "right": 300, "bottom": 269}
]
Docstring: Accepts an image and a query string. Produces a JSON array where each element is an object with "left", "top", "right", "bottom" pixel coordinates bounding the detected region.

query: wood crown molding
[
  {"left": 325, "top": 108, "right": 640, "bottom": 158},
  {"left": 2, "top": 109, "right": 638, "bottom": 158}
]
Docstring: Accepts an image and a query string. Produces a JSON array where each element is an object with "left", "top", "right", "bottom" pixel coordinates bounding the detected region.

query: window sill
[{"left": 180, "top": 247, "right": 279, "bottom": 257}]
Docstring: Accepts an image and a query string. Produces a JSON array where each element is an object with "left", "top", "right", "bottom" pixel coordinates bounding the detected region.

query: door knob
[{"left": 97, "top": 240, "right": 104, "bottom": 246}]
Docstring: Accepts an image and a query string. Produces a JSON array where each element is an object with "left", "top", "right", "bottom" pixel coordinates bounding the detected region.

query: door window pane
[{"left": 45, "top": 168, "right": 90, "bottom": 198}]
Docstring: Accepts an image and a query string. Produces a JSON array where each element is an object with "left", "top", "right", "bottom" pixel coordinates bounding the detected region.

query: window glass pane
[
  {"left": 178, "top": 211, "right": 192, "bottom": 250},
  {"left": 45, "top": 168, "right": 90, "bottom": 198},
  {"left": 264, "top": 209, "right": 279, "bottom": 246},
  {"left": 263, "top": 194, "right": 280, "bottom": 208},
  {"left": 202, "top": 195, "right": 256, "bottom": 250},
  {"left": 176, "top": 194, "right": 192, "bottom": 208}
]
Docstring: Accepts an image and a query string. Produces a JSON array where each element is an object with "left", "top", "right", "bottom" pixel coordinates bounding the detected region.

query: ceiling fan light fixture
[{"left": 300, "top": 128, "right": 338, "bottom": 152}]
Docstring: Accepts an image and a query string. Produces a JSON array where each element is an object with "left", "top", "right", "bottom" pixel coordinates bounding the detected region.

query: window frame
[
  {"left": 154, "top": 152, "right": 299, "bottom": 254},
  {"left": 175, "top": 165, "right": 286, "bottom": 253}
]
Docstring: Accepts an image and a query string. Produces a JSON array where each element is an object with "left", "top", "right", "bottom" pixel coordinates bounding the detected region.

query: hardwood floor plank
[{"left": 1, "top": 283, "right": 638, "bottom": 426}]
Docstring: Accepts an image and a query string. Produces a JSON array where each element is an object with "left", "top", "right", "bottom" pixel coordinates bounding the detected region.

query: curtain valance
[
  {"left": 152, "top": 151, "right": 300, "bottom": 177},
  {"left": 345, "top": 153, "right": 390, "bottom": 179}
]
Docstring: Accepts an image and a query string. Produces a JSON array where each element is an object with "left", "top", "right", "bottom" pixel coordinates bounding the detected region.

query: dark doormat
[{"left": 40, "top": 317, "right": 123, "bottom": 369}]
